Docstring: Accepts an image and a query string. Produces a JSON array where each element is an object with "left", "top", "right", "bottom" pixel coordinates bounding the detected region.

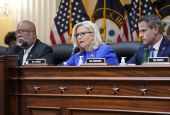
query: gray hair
[
  {"left": 71, "top": 21, "right": 103, "bottom": 51},
  {"left": 138, "top": 15, "right": 164, "bottom": 34}
]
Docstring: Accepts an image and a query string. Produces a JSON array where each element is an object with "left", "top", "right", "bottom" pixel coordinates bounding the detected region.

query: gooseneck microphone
[
  {"left": 57, "top": 47, "right": 80, "bottom": 66},
  {"left": 73, "top": 47, "right": 80, "bottom": 54},
  {"left": 21, "top": 42, "right": 28, "bottom": 49}
]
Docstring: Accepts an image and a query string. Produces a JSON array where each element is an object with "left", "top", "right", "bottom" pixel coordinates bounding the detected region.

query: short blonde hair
[{"left": 71, "top": 21, "right": 103, "bottom": 51}]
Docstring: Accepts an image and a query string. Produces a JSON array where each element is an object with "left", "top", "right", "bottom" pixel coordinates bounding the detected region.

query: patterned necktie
[
  {"left": 143, "top": 48, "right": 149, "bottom": 63},
  {"left": 22, "top": 49, "right": 28, "bottom": 65}
]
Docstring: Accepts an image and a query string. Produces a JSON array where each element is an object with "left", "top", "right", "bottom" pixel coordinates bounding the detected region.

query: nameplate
[
  {"left": 148, "top": 57, "right": 169, "bottom": 63},
  {"left": 86, "top": 58, "right": 105, "bottom": 63},
  {"left": 27, "top": 59, "right": 47, "bottom": 65}
]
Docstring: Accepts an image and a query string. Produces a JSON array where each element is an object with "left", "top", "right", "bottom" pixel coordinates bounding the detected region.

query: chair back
[
  {"left": 51, "top": 41, "right": 143, "bottom": 65},
  {"left": 51, "top": 44, "right": 73, "bottom": 65},
  {"left": 110, "top": 41, "right": 142, "bottom": 62}
]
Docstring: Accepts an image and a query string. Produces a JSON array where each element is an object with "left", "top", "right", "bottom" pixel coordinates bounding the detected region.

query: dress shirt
[
  {"left": 151, "top": 36, "right": 163, "bottom": 57},
  {"left": 22, "top": 44, "right": 34, "bottom": 65}
]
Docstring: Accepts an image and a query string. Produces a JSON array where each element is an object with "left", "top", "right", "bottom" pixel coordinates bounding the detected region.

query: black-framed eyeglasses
[{"left": 74, "top": 31, "right": 92, "bottom": 38}]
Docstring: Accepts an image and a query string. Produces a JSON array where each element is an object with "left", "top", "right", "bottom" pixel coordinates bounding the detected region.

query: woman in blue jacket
[{"left": 64, "top": 21, "right": 119, "bottom": 66}]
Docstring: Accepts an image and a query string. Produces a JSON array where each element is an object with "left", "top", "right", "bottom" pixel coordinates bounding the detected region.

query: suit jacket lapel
[
  {"left": 26, "top": 39, "right": 39, "bottom": 59},
  {"left": 157, "top": 38, "right": 168, "bottom": 57},
  {"left": 18, "top": 48, "right": 24, "bottom": 65}
]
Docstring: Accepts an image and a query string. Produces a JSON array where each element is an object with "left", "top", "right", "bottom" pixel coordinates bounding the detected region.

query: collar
[
  {"left": 152, "top": 36, "right": 163, "bottom": 51},
  {"left": 24, "top": 43, "right": 34, "bottom": 54}
]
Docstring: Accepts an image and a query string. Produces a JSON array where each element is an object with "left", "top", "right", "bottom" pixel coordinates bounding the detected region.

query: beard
[{"left": 17, "top": 35, "right": 35, "bottom": 49}]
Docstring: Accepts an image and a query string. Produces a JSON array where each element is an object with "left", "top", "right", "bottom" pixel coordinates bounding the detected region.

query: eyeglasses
[
  {"left": 16, "top": 30, "right": 35, "bottom": 34},
  {"left": 74, "top": 31, "right": 92, "bottom": 38},
  {"left": 15, "top": 30, "right": 35, "bottom": 37}
]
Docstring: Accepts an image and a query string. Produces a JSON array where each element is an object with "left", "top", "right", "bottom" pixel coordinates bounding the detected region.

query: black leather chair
[
  {"left": 51, "top": 41, "right": 143, "bottom": 65},
  {"left": 110, "top": 41, "right": 142, "bottom": 62},
  {"left": 51, "top": 44, "right": 73, "bottom": 65}
]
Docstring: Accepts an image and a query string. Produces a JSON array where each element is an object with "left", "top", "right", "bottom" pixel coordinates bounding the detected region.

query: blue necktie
[{"left": 149, "top": 47, "right": 154, "bottom": 57}]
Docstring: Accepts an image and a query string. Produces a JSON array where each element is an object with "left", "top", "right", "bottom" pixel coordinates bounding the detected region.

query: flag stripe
[
  {"left": 117, "top": 16, "right": 131, "bottom": 42},
  {"left": 126, "top": 0, "right": 156, "bottom": 42},
  {"left": 122, "top": 19, "right": 129, "bottom": 41},
  {"left": 50, "top": 30, "right": 56, "bottom": 45},
  {"left": 50, "top": 0, "right": 90, "bottom": 44},
  {"left": 60, "top": 34, "right": 66, "bottom": 44}
]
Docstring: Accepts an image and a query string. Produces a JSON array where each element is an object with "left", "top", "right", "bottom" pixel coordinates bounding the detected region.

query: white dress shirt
[
  {"left": 22, "top": 44, "right": 34, "bottom": 65},
  {"left": 151, "top": 36, "right": 163, "bottom": 57}
]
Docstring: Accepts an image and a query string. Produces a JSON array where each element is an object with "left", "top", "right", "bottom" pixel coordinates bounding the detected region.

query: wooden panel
[
  {"left": 10, "top": 77, "right": 170, "bottom": 96},
  {"left": 0, "top": 56, "right": 18, "bottom": 115},
  {"left": 10, "top": 65, "right": 170, "bottom": 77},
  {"left": 68, "top": 108, "right": 170, "bottom": 115},
  {"left": 14, "top": 96, "right": 170, "bottom": 113},
  {"left": 0, "top": 56, "right": 5, "bottom": 115},
  {"left": 1, "top": 57, "right": 170, "bottom": 115},
  {"left": 27, "top": 106, "right": 60, "bottom": 115}
]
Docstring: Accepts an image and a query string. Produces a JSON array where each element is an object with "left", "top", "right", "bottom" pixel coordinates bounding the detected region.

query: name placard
[
  {"left": 148, "top": 57, "right": 169, "bottom": 63},
  {"left": 80, "top": 58, "right": 107, "bottom": 66},
  {"left": 86, "top": 58, "right": 105, "bottom": 64},
  {"left": 27, "top": 59, "right": 47, "bottom": 65}
]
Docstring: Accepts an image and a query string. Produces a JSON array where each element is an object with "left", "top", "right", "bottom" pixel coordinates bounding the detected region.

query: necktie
[
  {"left": 22, "top": 49, "right": 28, "bottom": 65},
  {"left": 149, "top": 47, "right": 154, "bottom": 57},
  {"left": 143, "top": 48, "right": 149, "bottom": 63}
]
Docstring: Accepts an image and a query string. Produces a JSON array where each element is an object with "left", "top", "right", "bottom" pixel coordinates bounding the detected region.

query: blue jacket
[
  {"left": 65, "top": 44, "right": 119, "bottom": 66},
  {"left": 127, "top": 37, "right": 170, "bottom": 65}
]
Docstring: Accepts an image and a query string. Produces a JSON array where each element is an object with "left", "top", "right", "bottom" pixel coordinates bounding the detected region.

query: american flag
[
  {"left": 127, "top": 0, "right": 155, "bottom": 41},
  {"left": 50, "top": 0, "right": 90, "bottom": 44},
  {"left": 117, "top": 16, "right": 131, "bottom": 42}
]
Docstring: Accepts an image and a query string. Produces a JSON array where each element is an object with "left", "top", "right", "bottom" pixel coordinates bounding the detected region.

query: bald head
[
  {"left": 16, "top": 20, "right": 37, "bottom": 48},
  {"left": 17, "top": 20, "right": 36, "bottom": 33}
]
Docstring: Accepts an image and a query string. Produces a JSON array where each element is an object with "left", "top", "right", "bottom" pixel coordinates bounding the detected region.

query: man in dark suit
[
  {"left": 6, "top": 20, "right": 55, "bottom": 65},
  {"left": 127, "top": 15, "right": 170, "bottom": 65}
]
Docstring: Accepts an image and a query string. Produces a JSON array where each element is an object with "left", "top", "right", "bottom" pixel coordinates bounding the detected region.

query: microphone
[
  {"left": 73, "top": 47, "right": 80, "bottom": 54},
  {"left": 57, "top": 47, "right": 80, "bottom": 66},
  {"left": 21, "top": 42, "right": 28, "bottom": 49}
]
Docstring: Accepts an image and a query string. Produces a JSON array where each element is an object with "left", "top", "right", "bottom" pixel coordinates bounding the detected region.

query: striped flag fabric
[
  {"left": 116, "top": 16, "right": 131, "bottom": 42},
  {"left": 50, "top": 0, "right": 90, "bottom": 45},
  {"left": 126, "top": 0, "right": 155, "bottom": 41}
]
